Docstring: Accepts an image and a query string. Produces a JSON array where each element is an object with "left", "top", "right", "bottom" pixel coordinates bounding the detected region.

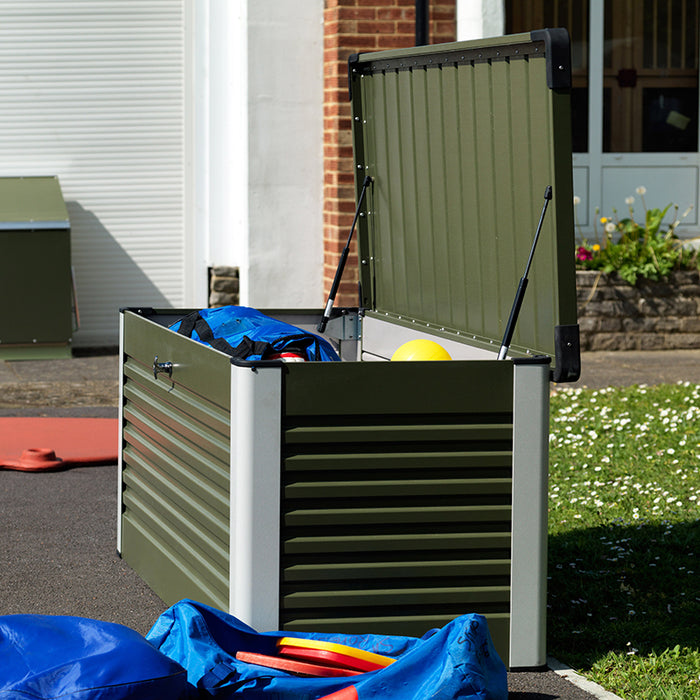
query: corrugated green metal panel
[
  {"left": 284, "top": 423, "right": 512, "bottom": 445},
  {"left": 121, "top": 471, "right": 228, "bottom": 590},
  {"left": 284, "top": 532, "right": 511, "bottom": 555},
  {"left": 120, "top": 312, "right": 231, "bottom": 610},
  {"left": 122, "top": 439, "right": 228, "bottom": 544},
  {"left": 284, "top": 559, "right": 510, "bottom": 582},
  {"left": 0, "top": 230, "right": 72, "bottom": 345},
  {"left": 123, "top": 369, "right": 230, "bottom": 475},
  {"left": 122, "top": 400, "right": 229, "bottom": 507},
  {"left": 285, "top": 450, "right": 512, "bottom": 473},
  {"left": 284, "top": 586, "right": 510, "bottom": 609},
  {"left": 123, "top": 359, "right": 229, "bottom": 437},
  {"left": 0, "top": 176, "right": 72, "bottom": 354},
  {"left": 122, "top": 311, "right": 233, "bottom": 409},
  {"left": 282, "top": 613, "right": 511, "bottom": 640},
  {"left": 280, "top": 363, "right": 513, "bottom": 664},
  {"left": 120, "top": 517, "right": 226, "bottom": 609},
  {"left": 285, "top": 478, "right": 511, "bottom": 500},
  {"left": 284, "top": 505, "right": 511, "bottom": 528},
  {"left": 283, "top": 360, "right": 514, "bottom": 416},
  {"left": 352, "top": 33, "right": 576, "bottom": 362}
]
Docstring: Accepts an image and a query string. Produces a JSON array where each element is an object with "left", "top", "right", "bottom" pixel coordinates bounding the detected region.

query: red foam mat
[{"left": 0, "top": 417, "right": 118, "bottom": 471}]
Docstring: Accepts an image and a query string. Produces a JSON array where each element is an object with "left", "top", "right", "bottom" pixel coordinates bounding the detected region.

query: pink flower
[{"left": 576, "top": 245, "right": 593, "bottom": 262}]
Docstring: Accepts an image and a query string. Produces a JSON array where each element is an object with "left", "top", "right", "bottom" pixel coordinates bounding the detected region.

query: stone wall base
[
  {"left": 209, "top": 266, "right": 240, "bottom": 307},
  {"left": 577, "top": 270, "right": 700, "bottom": 351}
]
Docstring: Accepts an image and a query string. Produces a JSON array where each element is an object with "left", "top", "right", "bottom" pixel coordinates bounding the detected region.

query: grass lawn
[{"left": 548, "top": 382, "right": 700, "bottom": 699}]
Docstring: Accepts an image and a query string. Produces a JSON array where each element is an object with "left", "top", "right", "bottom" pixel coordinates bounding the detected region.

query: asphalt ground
[{"left": 5, "top": 348, "right": 698, "bottom": 698}]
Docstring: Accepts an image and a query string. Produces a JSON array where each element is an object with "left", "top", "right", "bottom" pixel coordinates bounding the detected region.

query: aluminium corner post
[
  {"left": 116, "top": 310, "right": 125, "bottom": 555},
  {"left": 509, "top": 358, "right": 550, "bottom": 668},
  {"left": 229, "top": 363, "right": 283, "bottom": 631}
]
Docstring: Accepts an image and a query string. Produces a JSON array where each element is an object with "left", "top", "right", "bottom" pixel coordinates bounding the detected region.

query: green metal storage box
[
  {"left": 0, "top": 176, "right": 73, "bottom": 359},
  {"left": 118, "top": 30, "right": 579, "bottom": 670}
]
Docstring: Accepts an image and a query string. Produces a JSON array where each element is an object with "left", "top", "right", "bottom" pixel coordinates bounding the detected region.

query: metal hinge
[{"left": 325, "top": 313, "right": 361, "bottom": 341}]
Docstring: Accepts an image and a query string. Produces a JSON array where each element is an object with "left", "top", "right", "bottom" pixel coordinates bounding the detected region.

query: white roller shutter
[{"left": 0, "top": 0, "right": 185, "bottom": 347}]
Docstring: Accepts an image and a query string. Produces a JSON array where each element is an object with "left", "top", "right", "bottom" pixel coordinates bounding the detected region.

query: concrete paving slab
[
  {"left": 563, "top": 349, "right": 700, "bottom": 390},
  {"left": 5, "top": 355, "right": 119, "bottom": 382},
  {"left": 0, "top": 360, "right": 18, "bottom": 382},
  {"left": 0, "top": 356, "right": 119, "bottom": 409}
]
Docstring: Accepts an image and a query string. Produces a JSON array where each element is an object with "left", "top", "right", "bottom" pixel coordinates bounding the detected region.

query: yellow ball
[{"left": 391, "top": 339, "right": 452, "bottom": 361}]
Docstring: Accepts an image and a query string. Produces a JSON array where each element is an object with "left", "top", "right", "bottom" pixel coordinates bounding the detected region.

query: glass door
[
  {"left": 506, "top": 0, "right": 700, "bottom": 235},
  {"left": 604, "top": 0, "right": 698, "bottom": 153}
]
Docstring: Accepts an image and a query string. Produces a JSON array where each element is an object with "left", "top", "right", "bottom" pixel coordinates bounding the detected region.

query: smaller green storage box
[
  {"left": 0, "top": 176, "right": 73, "bottom": 359},
  {"left": 118, "top": 29, "right": 579, "bottom": 670}
]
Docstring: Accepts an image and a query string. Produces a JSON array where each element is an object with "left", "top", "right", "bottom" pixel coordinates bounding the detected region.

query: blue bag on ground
[
  {"left": 0, "top": 613, "right": 192, "bottom": 699},
  {"left": 146, "top": 599, "right": 508, "bottom": 700},
  {"left": 170, "top": 307, "right": 340, "bottom": 362}
]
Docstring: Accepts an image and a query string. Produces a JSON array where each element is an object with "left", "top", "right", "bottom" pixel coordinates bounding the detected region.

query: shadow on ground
[{"left": 548, "top": 519, "right": 699, "bottom": 669}]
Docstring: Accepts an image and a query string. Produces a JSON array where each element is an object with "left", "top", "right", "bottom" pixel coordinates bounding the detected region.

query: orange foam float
[{"left": 0, "top": 417, "right": 118, "bottom": 471}]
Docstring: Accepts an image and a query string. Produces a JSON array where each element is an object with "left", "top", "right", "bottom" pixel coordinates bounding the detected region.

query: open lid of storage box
[{"left": 349, "top": 29, "right": 580, "bottom": 382}]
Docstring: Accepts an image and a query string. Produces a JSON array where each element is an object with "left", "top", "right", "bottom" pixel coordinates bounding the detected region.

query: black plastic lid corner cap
[
  {"left": 348, "top": 52, "right": 362, "bottom": 101},
  {"left": 552, "top": 324, "right": 581, "bottom": 383},
  {"left": 530, "top": 28, "right": 572, "bottom": 90}
]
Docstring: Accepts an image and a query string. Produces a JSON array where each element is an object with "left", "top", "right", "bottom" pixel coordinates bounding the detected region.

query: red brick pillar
[{"left": 323, "top": 0, "right": 456, "bottom": 307}]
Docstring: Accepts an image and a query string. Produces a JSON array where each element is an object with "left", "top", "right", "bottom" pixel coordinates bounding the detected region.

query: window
[
  {"left": 506, "top": 0, "right": 699, "bottom": 153},
  {"left": 603, "top": 0, "right": 698, "bottom": 152}
]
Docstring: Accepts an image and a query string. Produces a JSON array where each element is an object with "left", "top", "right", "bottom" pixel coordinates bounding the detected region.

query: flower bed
[
  {"left": 574, "top": 187, "right": 700, "bottom": 351},
  {"left": 577, "top": 270, "right": 700, "bottom": 351},
  {"left": 575, "top": 187, "right": 696, "bottom": 286}
]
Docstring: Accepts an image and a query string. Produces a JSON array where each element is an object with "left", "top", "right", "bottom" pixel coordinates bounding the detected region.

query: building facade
[{"left": 0, "top": 1, "right": 695, "bottom": 345}]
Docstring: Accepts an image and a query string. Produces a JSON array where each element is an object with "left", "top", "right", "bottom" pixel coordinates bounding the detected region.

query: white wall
[
  {"left": 187, "top": 0, "right": 247, "bottom": 307},
  {"left": 246, "top": 1, "right": 324, "bottom": 308},
  {"left": 193, "top": 0, "right": 324, "bottom": 309},
  {"left": 456, "top": 0, "right": 504, "bottom": 41}
]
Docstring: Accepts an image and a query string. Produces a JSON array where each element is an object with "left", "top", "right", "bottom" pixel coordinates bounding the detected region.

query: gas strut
[
  {"left": 318, "top": 175, "right": 373, "bottom": 334},
  {"left": 497, "top": 185, "right": 553, "bottom": 360}
]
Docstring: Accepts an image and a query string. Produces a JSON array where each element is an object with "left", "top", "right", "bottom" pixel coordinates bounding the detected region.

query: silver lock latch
[{"left": 152, "top": 356, "right": 173, "bottom": 380}]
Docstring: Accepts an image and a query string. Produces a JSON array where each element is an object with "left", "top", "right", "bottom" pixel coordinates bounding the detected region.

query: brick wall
[{"left": 323, "top": 0, "right": 456, "bottom": 307}]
